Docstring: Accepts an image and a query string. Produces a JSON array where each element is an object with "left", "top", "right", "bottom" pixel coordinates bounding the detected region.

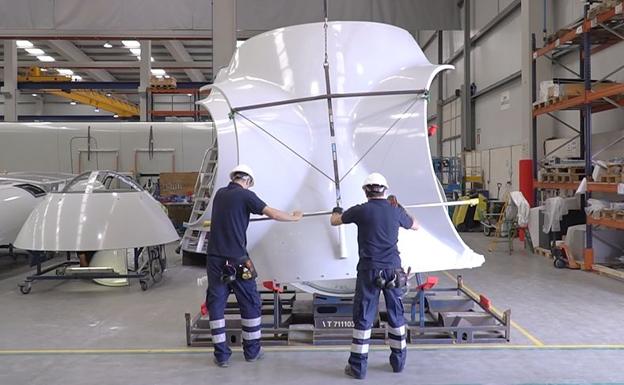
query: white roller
[{"left": 197, "top": 21, "right": 484, "bottom": 295}]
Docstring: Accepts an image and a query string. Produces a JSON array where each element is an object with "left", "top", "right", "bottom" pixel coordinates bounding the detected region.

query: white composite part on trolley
[
  {"left": 14, "top": 171, "right": 179, "bottom": 251},
  {"left": 197, "top": 21, "right": 484, "bottom": 296}
]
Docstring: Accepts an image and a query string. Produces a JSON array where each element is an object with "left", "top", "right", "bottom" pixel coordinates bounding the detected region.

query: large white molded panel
[
  {"left": 0, "top": 183, "right": 43, "bottom": 245},
  {"left": 197, "top": 22, "right": 484, "bottom": 295},
  {"left": 14, "top": 171, "right": 179, "bottom": 251},
  {"left": 0, "top": 122, "right": 214, "bottom": 174}
]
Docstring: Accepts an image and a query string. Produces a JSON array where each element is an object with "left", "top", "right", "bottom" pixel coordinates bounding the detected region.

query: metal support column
[
  {"left": 437, "top": 30, "right": 444, "bottom": 157},
  {"left": 531, "top": 33, "right": 538, "bottom": 204},
  {"left": 582, "top": 3, "right": 593, "bottom": 270},
  {"left": 212, "top": 0, "right": 237, "bottom": 79},
  {"left": 462, "top": 0, "right": 474, "bottom": 151},
  {"left": 139, "top": 40, "right": 152, "bottom": 121},
  {"left": 2, "top": 40, "right": 18, "bottom": 121}
]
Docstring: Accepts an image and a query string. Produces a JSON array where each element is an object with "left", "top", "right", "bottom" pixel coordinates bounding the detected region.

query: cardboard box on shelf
[{"left": 159, "top": 172, "right": 198, "bottom": 198}]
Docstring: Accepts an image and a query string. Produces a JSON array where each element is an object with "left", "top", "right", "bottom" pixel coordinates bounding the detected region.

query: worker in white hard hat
[
  {"left": 206, "top": 164, "right": 303, "bottom": 368},
  {"left": 330, "top": 172, "right": 418, "bottom": 379}
]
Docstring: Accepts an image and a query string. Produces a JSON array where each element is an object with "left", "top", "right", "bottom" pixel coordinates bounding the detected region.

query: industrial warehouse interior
[{"left": 2, "top": 0, "right": 624, "bottom": 384}]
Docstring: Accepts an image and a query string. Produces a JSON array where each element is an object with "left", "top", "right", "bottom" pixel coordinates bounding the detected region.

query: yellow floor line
[
  {"left": 441, "top": 271, "right": 545, "bottom": 347},
  {"left": 2, "top": 344, "right": 624, "bottom": 356}
]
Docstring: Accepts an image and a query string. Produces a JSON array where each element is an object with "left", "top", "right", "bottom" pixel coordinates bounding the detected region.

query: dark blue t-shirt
[
  {"left": 207, "top": 182, "right": 267, "bottom": 259},
  {"left": 341, "top": 199, "right": 414, "bottom": 270}
]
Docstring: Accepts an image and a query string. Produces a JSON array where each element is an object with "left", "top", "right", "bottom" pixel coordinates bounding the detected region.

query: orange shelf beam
[
  {"left": 150, "top": 110, "right": 210, "bottom": 117},
  {"left": 587, "top": 215, "right": 624, "bottom": 230},
  {"left": 533, "top": 83, "right": 624, "bottom": 116},
  {"left": 150, "top": 88, "right": 210, "bottom": 94},
  {"left": 587, "top": 182, "right": 619, "bottom": 193},
  {"left": 533, "top": 3, "right": 623, "bottom": 58},
  {"left": 534, "top": 180, "right": 581, "bottom": 190}
]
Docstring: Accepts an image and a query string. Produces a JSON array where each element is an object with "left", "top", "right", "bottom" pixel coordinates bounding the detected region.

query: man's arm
[
  {"left": 409, "top": 215, "right": 419, "bottom": 230},
  {"left": 398, "top": 207, "right": 419, "bottom": 231},
  {"left": 262, "top": 206, "right": 303, "bottom": 222}
]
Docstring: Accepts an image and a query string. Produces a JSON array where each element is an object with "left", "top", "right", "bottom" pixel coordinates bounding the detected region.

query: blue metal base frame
[
  {"left": 18, "top": 246, "right": 166, "bottom": 294},
  {"left": 406, "top": 274, "right": 511, "bottom": 344}
]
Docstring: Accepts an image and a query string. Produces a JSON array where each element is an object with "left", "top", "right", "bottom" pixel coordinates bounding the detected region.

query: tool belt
[
  {"left": 374, "top": 268, "right": 407, "bottom": 289},
  {"left": 237, "top": 258, "right": 258, "bottom": 280},
  {"left": 221, "top": 257, "right": 258, "bottom": 283}
]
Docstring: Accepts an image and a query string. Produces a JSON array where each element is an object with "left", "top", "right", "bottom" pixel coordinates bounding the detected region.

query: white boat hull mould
[
  {"left": 198, "top": 22, "right": 484, "bottom": 295},
  {"left": 14, "top": 172, "right": 179, "bottom": 251},
  {"left": 0, "top": 184, "right": 44, "bottom": 246}
]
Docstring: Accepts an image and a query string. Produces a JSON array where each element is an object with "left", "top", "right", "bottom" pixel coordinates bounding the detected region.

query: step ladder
[{"left": 180, "top": 140, "right": 218, "bottom": 255}]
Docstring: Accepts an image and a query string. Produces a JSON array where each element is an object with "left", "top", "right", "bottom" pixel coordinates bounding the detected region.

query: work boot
[
  {"left": 245, "top": 349, "right": 265, "bottom": 362},
  {"left": 344, "top": 365, "right": 364, "bottom": 380},
  {"left": 213, "top": 357, "right": 229, "bottom": 368}
]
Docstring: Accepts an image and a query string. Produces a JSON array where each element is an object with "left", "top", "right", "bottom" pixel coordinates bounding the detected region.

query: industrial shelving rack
[
  {"left": 531, "top": 1, "right": 624, "bottom": 277},
  {"left": 149, "top": 88, "right": 211, "bottom": 121}
]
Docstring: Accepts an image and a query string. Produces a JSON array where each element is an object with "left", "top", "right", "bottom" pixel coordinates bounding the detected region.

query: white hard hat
[
  {"left": 362, "top": 172, "right": 389, "bottom": 189},
  {"left": 230, "top": 164, "right": 255, "bottom": 186}
]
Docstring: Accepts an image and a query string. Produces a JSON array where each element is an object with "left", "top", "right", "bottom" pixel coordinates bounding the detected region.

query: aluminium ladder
[{"left": 180, "top": 140, "right": 218, "bottom": 255}]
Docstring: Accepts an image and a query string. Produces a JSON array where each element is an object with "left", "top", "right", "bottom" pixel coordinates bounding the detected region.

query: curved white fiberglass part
[
  {"left": 90, "top": 249, "right": 129, "bottom": 287},
  {"left": 0, "top": 183, "right": 43, "bottom": 245},
  {"left": 14, "top": 171, "right": 179, "bottom": 251},
  {"left": 198, "top": 22, "right": 484, "bottom": 296}
]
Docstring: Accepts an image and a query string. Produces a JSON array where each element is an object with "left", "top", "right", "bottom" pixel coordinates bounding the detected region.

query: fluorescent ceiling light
[
  {"left": 16, "top": 40, "right": 33, "bottom": 49},
  {"left": 122, "top": 40, "right": 140, "bottom": 48},
  {"left": 37, "top": 55, "right": 55, "bottom": 62},
  {"left": 31, "top": 93, "right": 38, "bottom": 97},
  {"left": 103, "top": 42, "right": 113, "bottom": 48},
  {"left": 25, "top": 48, "right": 45, "bottom": 56},
  {"left": 151, "top": 69, "right": 166, "bottom": 76},
  {"left": 129, "top": 48, "right": 141, "bottom": 56},
  {"left": 57, "top": 69, "right": 74, "bottom": 75}
]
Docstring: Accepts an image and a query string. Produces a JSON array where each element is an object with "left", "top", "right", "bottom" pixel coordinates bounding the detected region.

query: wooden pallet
[
  {"left": 150, "top": 84, "right": 177, "bottom": 90},
  {"left": 534, "top": 247, "right": 552, "bottom": 259},
  {"left": 599, "top": 174, "right": 622, "bottom": 183},
  {"left": 597, "top": 208, "right": 624, "bottom": 220},
  {"left": 540, "top": 172, "right": 584, "bottom": 183},
  {"left": 534, "top": 96, "right": 571, "bottom": 109},
  {"left": 548, "top": 166, "right": 585, "bottom": 175},
  {"left": 592, "top": 264, "right": 624, "bottom": 282}
]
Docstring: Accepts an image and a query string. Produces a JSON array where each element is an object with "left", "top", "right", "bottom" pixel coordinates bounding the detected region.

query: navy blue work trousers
[
  {"left": 206, "top": 256, "right": 262, "bottom": 363},
  {"left": 348, "top": 268, "right": 407, "bottom": 379}
]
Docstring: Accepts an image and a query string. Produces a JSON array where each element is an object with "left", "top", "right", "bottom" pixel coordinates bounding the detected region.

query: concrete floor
[{"left": 1, "top": 234, "right": 624, "bottom": 384}]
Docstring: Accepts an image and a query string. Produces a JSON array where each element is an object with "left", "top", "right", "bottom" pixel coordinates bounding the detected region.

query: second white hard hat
[
  {"left": 362, "top": 172, "right": 389, "bottom": 189},
  {"left": 230, "top": 164, "right": 255, "bottom": 186}
]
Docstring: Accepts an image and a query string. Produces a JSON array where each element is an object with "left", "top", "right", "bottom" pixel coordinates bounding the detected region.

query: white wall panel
[
  {"left": 473, "top": 0, "right": 499, "bottom": 32},
  {"left": 473, "top": 14, "right": 521, "bottom": 89},
  {"left": 553, "top": 0, "right": 583, "bottom": 29},
  {"left": 475, "top": 80, "right": 523, "bottom": 150}
]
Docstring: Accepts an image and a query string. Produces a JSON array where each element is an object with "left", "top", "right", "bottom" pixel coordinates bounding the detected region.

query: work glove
[{"left": 332, "top": 206, "right": 343, "bottom": 215}]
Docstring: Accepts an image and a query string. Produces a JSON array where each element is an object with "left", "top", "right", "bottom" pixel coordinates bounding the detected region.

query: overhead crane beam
[{"left": 18, "top": 67, "right": 139, "bottom": 117}]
